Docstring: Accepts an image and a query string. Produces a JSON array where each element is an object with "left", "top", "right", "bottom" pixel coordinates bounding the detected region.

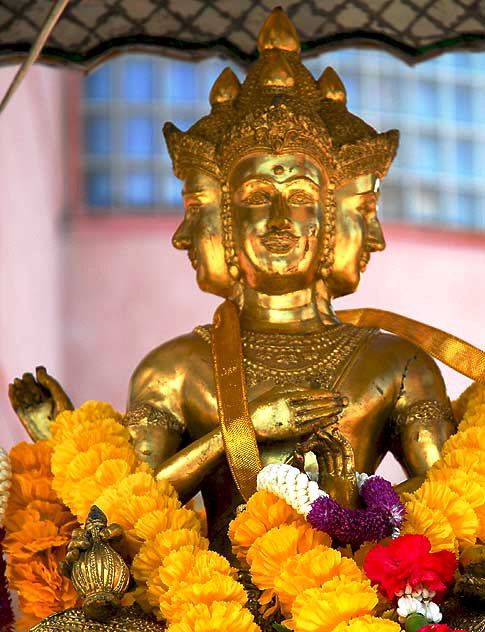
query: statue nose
[
  {"left": 367, "top": 218, "right": 386, "bottom": 252},
  {"left": 172, "top": 220, "right": 192, "bottom": 250},
  {"left": 266, "top": 192, "right": 292, "bottom": 230}
]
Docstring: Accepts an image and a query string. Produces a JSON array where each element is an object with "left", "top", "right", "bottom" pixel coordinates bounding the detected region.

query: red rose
[{"left": 364, "top": 534, "right": 457, "bottom": 601}]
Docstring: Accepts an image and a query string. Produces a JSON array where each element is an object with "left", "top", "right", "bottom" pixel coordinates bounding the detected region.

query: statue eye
[
  {"left": 186, "top": 203, "right": 202, "bottom": 214},
  {"left": 245, "top": 191, "right": 270, "bottom": 205},
  {"left": 288, "top": 191, "right": 314, "bottom": 205}
]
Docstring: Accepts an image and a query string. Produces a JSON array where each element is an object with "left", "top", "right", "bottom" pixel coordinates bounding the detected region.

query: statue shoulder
[
  {"left": 131, "top": 327, "right": 212, "bottom": 379},
  {"left": 363, "top": 329, "right": 447, "bottom": 398}
]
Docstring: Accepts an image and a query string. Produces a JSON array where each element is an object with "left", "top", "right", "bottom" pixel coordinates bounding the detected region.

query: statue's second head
[{"left": 165, "top": 9, "right": 399, "bottom": 300}]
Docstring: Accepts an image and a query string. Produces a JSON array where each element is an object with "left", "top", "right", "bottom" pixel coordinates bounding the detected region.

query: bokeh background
[{"left": 1, "top": 48, "right": 484, "bottom": 481}]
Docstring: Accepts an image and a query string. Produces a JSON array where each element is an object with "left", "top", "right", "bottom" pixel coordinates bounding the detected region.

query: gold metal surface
[
  {"left": 65, "top": 506, "right": 130, "bottom": 623},
  {"left": 9, "top": 8, "right": 477, "bottom": 566}
]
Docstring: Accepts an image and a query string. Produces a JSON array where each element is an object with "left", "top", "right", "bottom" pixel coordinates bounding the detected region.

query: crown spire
[
  {"left": 257, "top": 7, "right": 300, "bottom": 54},
  {"left": 318, "top": 67, "right": 347, "bottom": 105},
  {"left": 209, "top": 67, "right": 241, "bottom": 106},
  {"left": 259, "top": 49, "right": 295, "bottom": 87}
]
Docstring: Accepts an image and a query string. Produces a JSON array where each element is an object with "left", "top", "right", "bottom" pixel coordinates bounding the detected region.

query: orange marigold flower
[
  {"left": 286, "top": 576, "right": 377, "bottom": 632},
  {"left": 135, "top": 508, "right": 201, "bottom": 543},
  {"left": 247, "top": 523, "right": 331, "bottom": 600},
  {"left": 441, "top": 426, "right": 485, "bottom": 457},
  {"left": 7, "top": 548, "right": 79, "bottom": 628},
  {"left": 9, "top": 441, "right": 52, "bottom": 477},
  {"left": 166, "top": 602, "right": 261, "bottom": 632},
  {"left": 50, "top": 401, "right": 123, "bottom": 440},
  {"left": 7, "top": 473, "right": 59, "bottom": 514},
  {"left": 228, "top": 490, "right": 306, "bottom": 564},
  {"left": 274, "top": 545, "right": 364, "bottom": 617}
]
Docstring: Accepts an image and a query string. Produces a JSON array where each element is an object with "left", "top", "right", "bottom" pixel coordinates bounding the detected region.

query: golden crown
[{"left": 163, "top": 8, "right": 399, "bottom": 186}]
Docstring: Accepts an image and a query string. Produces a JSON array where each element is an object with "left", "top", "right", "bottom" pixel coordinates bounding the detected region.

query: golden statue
[{"left": 9, "top": 9, "right": 460, "bottom": 565}]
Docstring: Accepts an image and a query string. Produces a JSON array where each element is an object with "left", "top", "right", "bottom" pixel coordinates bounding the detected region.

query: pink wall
[{"left": 0, "top": 65, "right": 66, "bottom": 448}]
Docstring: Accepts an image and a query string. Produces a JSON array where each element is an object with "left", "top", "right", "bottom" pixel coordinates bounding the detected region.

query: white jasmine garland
[
  {"left": 256, "top": 463, "right": 327, "bottom": 516},
  {"left": 422, "top": 600, "right": 442, "bottom": 623},
  {"left": 396, "top": 595, "right": 425, "bottom": 620},
  {"left": 0, "top": 447, "right": 11, "bottom": 527}
]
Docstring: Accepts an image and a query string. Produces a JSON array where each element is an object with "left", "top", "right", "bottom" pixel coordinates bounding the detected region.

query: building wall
[{"left": 0, "top": 65, "right": 66, "bottom": 448}]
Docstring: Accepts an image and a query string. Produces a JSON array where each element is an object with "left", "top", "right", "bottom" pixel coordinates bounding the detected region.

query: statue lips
[
  {"left": 260, "top": 229, "right": 299, "bottom": 254},
  {"left": 360, "top": 250, "right": 371, "bottom": 271}
]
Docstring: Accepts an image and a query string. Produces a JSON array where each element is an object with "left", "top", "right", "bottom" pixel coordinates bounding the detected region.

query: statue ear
[{"left": 318, "top": 67, "right": 347, "bottom": 105}]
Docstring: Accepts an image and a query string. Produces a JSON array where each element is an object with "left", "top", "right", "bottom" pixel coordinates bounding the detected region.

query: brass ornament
[
  {"left": 29, "top": 606, "right": 165, "bottom": 632},
  {"left": 68, "top": 506, "right": 130, "bottom": 623}
]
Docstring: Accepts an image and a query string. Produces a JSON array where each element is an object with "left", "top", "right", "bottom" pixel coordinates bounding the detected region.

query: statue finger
[
  {"left": 289, "top": 391, "right": 341, "bottom": 405},
  {"left": 292, "top": 399, "right": 344, "bottom": 412},
  {"left": 8, "top": 382, "right": 20, "bottom": 409},
  {"left": 37, "top": 366, "right": 74, "bottom": 412},
  {"left": 65, "top": 548, "right": 80, "bottom": 564},
  {"left": 295, "top": 408, "right": 343, "bottom": 423}
]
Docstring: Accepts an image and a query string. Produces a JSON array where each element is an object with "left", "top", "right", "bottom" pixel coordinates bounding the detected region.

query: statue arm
[{"left": 389, "top": 344, "right": 456, "bottom": 490}]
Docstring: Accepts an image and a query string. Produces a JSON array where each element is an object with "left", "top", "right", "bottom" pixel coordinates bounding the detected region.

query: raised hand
[
  {"left": 250, "top": 385, "right": 346, "bottom": 442},
  {"left": 8, "top": 366, "right": 73, "bottom": 441},
  {"left": 293, "top": 426, "right": 358, "bottom": 508}
]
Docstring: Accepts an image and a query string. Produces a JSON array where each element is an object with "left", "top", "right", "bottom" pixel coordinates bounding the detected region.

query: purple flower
[{"left": 307, "top": 475, "right": 405, "bottom": 547}]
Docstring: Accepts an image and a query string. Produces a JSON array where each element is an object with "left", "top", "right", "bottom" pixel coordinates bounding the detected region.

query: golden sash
[
  {"left": 211, "top": 300, "right": 262, "bottom": 501},
  {"left": 211, "top": 302, "right": 485, "bottom": 500},
  {"left": 336, "top": 308, "right": 485, "bottom": 383}
]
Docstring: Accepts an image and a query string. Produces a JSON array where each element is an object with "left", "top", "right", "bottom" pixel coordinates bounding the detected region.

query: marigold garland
[
  {"left": 0, "top": 446, "right": 14, "bottom": 632},
  {"left": 49, "top": 401, "right": 261, "bottom": 632},
  {"left": 3, "top": 441, "right": 79, "bottom": 629},
  {"left": 403, "top": 383, "right": 485, "bottom": 552}
]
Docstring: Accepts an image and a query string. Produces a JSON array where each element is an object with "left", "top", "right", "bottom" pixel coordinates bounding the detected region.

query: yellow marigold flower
[
  {"left": 51, "top": 401, "right": 122, "bottom": 439},
  {"left": 442, "top": 426, "right": 485, "bottom": 456},
  {"left": 166, "top": 602, "right": 261, "bottom": 632},
  {"left": 452, "top": 382, "right": 483, "bottom": 422},
  {"left": 247, "top": 523, "right": 331, "bottom": 593},
  {"left": 274, "top": 545, "right": 364, "bottom": 617},
  {"left": 410, "top": 480, "right": 478, "bottom": 546},
  {"left": 333, "top": 615, "right": 401, "bottom": 631},
  {"left": 287, "top": 576, "right": 377, "bottom": 632},
  {"left": 157, "top": 574, "right": 247, "bottom": 622},
  {"left": 134, "top": 508, "right": 201, "bottom": 542},
  {"left": 403, "top": 499, "right": 456, "bottom": 552},
  {"left": 228, "top": 490, "right": 304, "bottom": 564},
  {"left": 436, "top": 448, "right": 480, "bottom": 473},
  {"left": 132, "top": 530, "right": 208, "bottom": 583}
]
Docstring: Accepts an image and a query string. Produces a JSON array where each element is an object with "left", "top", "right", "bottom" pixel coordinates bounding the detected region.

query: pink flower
[{"left": 417, "top": 625, "right": 468, "bottom": 632}]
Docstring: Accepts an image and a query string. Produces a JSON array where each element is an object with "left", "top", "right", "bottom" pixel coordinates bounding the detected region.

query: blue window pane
[
  {"left": 122, "top": 59, "right": 154, "bottom": 101},
  {"left": 86, "top": 172, "right": 111, "bottom": 206},
  {"left": 162, "top": 175, "right": 182, "bottom": 206},
  {"left": 456, "top": 140, "right": 474, "bottom": 176},
  {"left": 417, "top": 81, "right": 439, "bottom": 118},
  {"left": 455, "top": 85, "right": 473, "bottom": 122},
  {"left": 86, "top": 116, "right": 110, "bottom": 155},
  {"left": 379, "top": 76, "right": 400, "bottom": 113},
  {"left": 417, "top": 135, "right": 441, "bottom": 171},
  {"left": 166, "top": 60, "right": 197, "bottom": 102},
  {"left": 124, "top": 173, "right": 155, "bottom": 205},
  {"left": 85, "top": 65, "right": 111, "bottom": 100},
  {"left": 124, "top": 117, "right": 154, "bottom": 157},
  {"left": 455, "top": 193, "right": 477, "bottom": 226},
  {"left": 341, "top": 72, "right": 360, "bottom": 109}
]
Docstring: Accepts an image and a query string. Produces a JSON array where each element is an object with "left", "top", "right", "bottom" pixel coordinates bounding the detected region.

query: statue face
[
  {"left": 172, "top": 169, "right": 231, "bottom": 297},
  {"left": 330, "top": 174, "right": 385, "bottom": 297},
  {"left": 229, "top": 152, "right": 326, "bottom": 294}
]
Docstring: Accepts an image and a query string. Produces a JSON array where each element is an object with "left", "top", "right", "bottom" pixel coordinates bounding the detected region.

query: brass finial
[
  {"left": 209, "top": 67, "right": 241, "bottom": 106},
  {"left": 257, "top": 7, "right": 301, "bottom": 54},
  {"left": 259, "top": 50, "right": 295, "bottom": 88},
  {"left": 318, "top": 67, "right": 347, "bottom": 105},
  {"left": 63, "top": 506, "right": 130, "bottom": 623}
]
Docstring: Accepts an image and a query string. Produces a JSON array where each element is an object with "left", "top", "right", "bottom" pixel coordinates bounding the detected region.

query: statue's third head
[{"left": 164, "top": 8, "right": 399, "bottom": 299}]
